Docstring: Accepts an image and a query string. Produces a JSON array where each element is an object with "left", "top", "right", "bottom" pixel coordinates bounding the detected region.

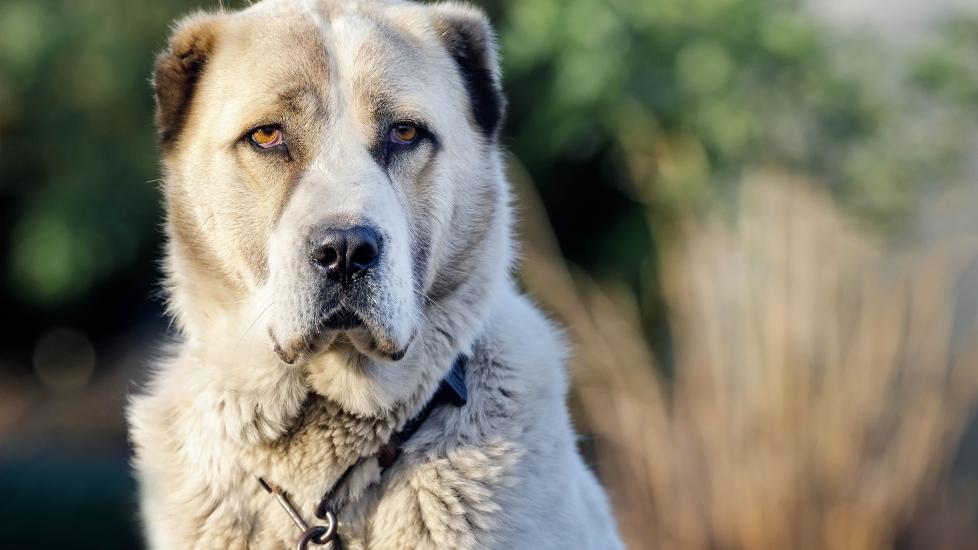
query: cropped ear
[
  {"left": 431, "top": 4, "right": 506, "bottom": 140},
  {"left": 152, "top": 12, "right": 224, "bottom": 150}
]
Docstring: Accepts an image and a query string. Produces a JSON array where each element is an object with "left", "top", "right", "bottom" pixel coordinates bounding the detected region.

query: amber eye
[
  {"left": 389, "top": 123, "right": 419, "bottom": 145},
  {"left": 250, "top": 127, "right": 283, "bottom": 149}
]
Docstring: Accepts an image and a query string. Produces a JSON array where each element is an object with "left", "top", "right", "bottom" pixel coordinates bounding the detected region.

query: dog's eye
[
  {"left": 388, "top": 123, "right": 419, "bottom": 145},
  {"left": 250, "top": 127, "right": 284, "bottom": 149}
]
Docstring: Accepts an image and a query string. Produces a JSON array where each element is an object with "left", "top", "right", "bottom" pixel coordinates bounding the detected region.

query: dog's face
[{"left": 156, "top": 0, "right": 509, "bottom": 411}]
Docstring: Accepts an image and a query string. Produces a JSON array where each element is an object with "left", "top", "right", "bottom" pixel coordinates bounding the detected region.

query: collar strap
[
  {"left": 382, "top": 353, "right": 468, "bottom": 464},
  {"left": 314, "top": 354, "right": 468, "bottom": 518}
]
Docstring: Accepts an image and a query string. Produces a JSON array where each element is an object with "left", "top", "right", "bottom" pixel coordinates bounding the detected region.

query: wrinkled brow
[{"left": 276, "top": 85, "right": 329, "bottom": 121}]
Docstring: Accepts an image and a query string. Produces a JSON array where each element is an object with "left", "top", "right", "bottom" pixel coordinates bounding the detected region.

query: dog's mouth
[
  {"left": 320, "top": 308, "right": 365, "bottom": 331},
  {"left": 270, "top": 306, "right": 411, "bottom": 365}
]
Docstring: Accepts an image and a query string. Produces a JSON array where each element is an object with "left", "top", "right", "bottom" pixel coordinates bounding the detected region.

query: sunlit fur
[{"left": 127, "top": 0, "right": 622, "bottom": 548}]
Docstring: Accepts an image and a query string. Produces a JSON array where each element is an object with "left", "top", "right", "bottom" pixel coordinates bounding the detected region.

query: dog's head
[{"left": 155, "top": 0, "right": 510, "bottom": 413}]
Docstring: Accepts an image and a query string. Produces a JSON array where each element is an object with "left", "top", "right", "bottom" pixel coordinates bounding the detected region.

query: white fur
[{"left": 129, "top": 1, "right": 623, "bottom": 547}]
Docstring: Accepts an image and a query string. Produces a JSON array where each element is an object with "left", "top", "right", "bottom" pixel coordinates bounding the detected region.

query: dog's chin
[{"left": 271, "top": 309, "right": 413, "bottom": 366}]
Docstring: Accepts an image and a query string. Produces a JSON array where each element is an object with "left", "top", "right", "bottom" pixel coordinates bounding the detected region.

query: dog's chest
[
  {"left": 227, "top": 397, "right": 397, "bottom": 546},
  {"left": 235, "top": 402, "right": 505, "bottom": 549}
]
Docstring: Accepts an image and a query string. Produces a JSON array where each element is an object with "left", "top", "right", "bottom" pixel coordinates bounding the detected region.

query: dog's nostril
[
  {"left": 312, "top": 246, "right": 339, "bottom": 267},
  {"left": 310, "top": 225, "right": 381, "bottom": 287},
  {"left": 350, "top": 241, "right": 377, "bottom": 270},
  {"left": 346, "top": 226, "right": 380, "bottom": 277}
]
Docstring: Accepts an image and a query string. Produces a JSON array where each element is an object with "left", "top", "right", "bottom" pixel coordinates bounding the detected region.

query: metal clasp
[{"left": 257, "top": 477, "right": 338, "bottom": 549}]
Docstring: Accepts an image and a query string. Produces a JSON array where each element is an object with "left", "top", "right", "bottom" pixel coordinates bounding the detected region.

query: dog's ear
[
  {"left": 431, "top": 4, "right": 506, "bottom": 140},
  {"left": 153, "top": 12, "right": 223, "bottom": 151}
]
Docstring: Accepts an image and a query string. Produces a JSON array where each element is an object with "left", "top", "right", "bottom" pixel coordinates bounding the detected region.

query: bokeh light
[{"left": 32, "top": 327, "right": 96, "bottom": 392}]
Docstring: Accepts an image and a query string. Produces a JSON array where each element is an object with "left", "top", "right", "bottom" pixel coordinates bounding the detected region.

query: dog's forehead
[{"left": 213, "top": 2, "right": 439, "bottom": 113}]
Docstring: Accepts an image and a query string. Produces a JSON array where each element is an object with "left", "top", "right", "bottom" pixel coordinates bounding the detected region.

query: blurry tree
[
  {"left": 0, "top": 0, "right": 205, "bottom": 362},
  {"left": 483, "top": 0, "right": 978, "bottom": 250},
  {"left": 481, "top": 0, "right": 978, "bottom": 357}
]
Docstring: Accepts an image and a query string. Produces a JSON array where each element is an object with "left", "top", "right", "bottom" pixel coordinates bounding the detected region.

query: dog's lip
[
  {"left": 346, "top": 326, "right": 415, "bottom": 362},
  {"left": 270, "top": 327, "right": 302, "bottom": 365},
  {"left": 319, "top": 307, "right": 364, "bottom": 330},
  {"left": 272, "top": 306, "right": 414, "bottom": 364},
  {"left": 268, "top": 307, "right": 362, "bottom": 365}
]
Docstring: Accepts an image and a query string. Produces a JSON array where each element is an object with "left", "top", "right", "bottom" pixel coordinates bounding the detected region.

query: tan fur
[{"left": 129, "top": 1, "right": 622, "bottom": 547}]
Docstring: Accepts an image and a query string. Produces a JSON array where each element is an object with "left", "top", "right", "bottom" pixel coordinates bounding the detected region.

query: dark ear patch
[
  {"left": 153, "top": 13, "right": 222, "bottom": 150},
  {"left": 433, "top": 7, "right": 505, "bottom": 140}
]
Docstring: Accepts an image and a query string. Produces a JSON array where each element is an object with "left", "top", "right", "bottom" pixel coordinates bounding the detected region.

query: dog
[{"left": 127, "top": 0, "right": 623, "bottom": 547}]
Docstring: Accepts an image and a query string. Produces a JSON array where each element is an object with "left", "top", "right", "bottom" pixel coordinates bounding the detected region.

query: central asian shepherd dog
[{"left": 127, "top": 0, "right": 624, "bottom": 548}]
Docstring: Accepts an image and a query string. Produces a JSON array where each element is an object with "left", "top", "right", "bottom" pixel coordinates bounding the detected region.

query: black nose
[{"left": 311, "top": 226, "right": 381, "bottom": 287}]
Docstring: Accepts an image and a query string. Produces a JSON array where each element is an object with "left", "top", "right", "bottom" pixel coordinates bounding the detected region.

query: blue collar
[{"left": 389, "top": 353, "right": 468, "bottom": 455}]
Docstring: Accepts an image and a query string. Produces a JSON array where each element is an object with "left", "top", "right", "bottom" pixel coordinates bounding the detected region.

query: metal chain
[{"left": 258, "top": 477, "right": 339, "bottom": 549}]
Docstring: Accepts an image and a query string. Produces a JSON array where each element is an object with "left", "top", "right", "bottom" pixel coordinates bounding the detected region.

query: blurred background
[{"left": 2, "top": 0, "right": 978, "bottom": 547}]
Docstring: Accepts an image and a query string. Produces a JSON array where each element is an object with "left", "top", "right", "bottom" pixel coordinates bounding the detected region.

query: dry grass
[{"left": 516, "top": 168, "right": 978, "bottom": 549}]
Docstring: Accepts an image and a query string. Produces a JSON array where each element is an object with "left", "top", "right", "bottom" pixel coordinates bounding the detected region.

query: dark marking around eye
[
  {"left": 389, "top": 123, "right": 419, "bottom": 145},
  {"left": 368, "top": 118, "right": 438, "bottom": 170}
]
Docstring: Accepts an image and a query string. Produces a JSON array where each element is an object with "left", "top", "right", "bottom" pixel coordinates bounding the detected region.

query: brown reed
[{"left": 516, "top": 168, "right": 978, "bottom": 549}]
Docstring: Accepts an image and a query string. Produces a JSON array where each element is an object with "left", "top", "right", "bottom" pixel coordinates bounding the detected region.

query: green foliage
[
  {"left": 911, "top": 17, "right": 978, "bottom": 105},
  {"left": 0, "top": 0, "right": 206, "bottom": 306},
  {"left": 491, "top": 0, "right": 978, "bottom": 235}
]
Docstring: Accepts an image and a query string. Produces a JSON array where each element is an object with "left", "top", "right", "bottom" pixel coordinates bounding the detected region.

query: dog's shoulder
[
  {"left": 367, "top": 286, "right": 623, "bottom": 548},
  {"left": 480, "top": 284, "right": 570, "bottom": 394}
]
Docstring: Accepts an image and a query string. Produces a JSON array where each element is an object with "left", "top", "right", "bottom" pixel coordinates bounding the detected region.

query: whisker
[
  {"left": 236, "top": 300, "right": 277, "bottom": 347},
  {"left": 415, "top": 288, "right": 452, "bottom": 319},
  {"left": 412, "top": 289, "right": 456, "bottom": 347}
]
